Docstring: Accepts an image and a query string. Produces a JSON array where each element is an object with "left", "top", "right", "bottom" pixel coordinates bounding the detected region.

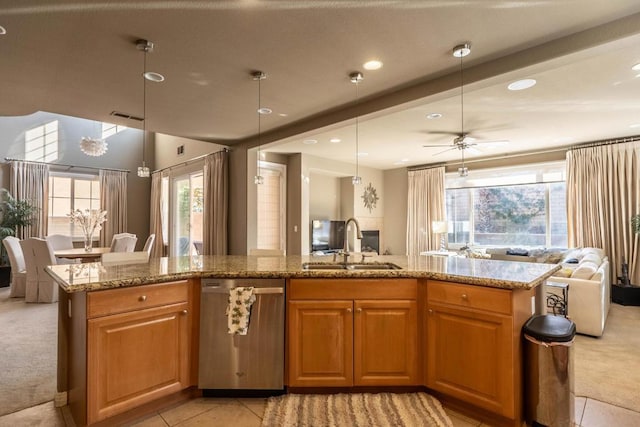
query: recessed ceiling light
[
  {"left": 0, "top": 26, "right": 6, "bottom": 35},
  {"left": 144, "top": 71, "right": 165, "bottom": 82},
  {"left": 258, "top": 107, "right": 272, "bottom": 115},
  {"left": 426, "top": 113, "right": 442, "bottom": 119},
  {"left": 363, "top": 60, "right": 383, "bottom": 70},
  {"left": 278, "top": 113, "right": 288, "bottom": 117},
  {"left": 452, "top": 43, "right": 471, "bottom": 58},
  {"left": 330, "top": 138, "right": 341, "bottom": 143},
  {"left": 632, "top": 63, "right": 640, "bottom": 71},
  {"left": 303, "top": 139, "right": 317, "bottom": 145},
  {"left": 508, "top": 79, "right": 537, "bottom": 91},
  {"left": 630, "top": 123, "right": 640, "bottom": 128}
]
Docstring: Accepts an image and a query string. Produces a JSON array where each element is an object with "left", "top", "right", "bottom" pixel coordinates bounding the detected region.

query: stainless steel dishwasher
[{"left": 198, "top": 278, "right": 285, "bottom": 395}]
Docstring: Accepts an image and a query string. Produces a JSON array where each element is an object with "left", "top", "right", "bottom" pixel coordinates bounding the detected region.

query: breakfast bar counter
[{"left": 47, "top": 254, "right": 560, "bottom": 293}]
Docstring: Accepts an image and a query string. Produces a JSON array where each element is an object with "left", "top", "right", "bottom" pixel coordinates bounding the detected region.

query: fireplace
[{"left": 361, "top": 230, "right": 379, "bottom": 254}]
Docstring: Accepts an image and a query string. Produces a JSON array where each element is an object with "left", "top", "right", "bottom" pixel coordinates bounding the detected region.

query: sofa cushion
[
  {"left": 582, "top": 247, "right": 605, "bottom": 259},
  {"left": 580, "top": 253, "right": 602, "bottom": 266},
  {"left": 571, "top": 261, "right": 598, "bottom": 280},
  {"left": 554, "top": 267, "right": 575, "bottom": 278}
]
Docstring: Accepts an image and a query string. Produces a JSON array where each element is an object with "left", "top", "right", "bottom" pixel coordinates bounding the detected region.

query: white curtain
[
  {"left": 203, "top": 150, "right": 228, "bottom": 255},
  {"left": 566, "top": 141, "right": 640, "bottom": 284},
  {"left": 149, "top": 172, "right": 165, "bottom": 258},
  {"left": 406, "top": 166, "right": 446, "bottom": 256},
  {"left": 10, "top": 161, "right": 49, "bottom": 238},
  {"left": 99, "top": 170, "right": 128, "bottom": 246}
]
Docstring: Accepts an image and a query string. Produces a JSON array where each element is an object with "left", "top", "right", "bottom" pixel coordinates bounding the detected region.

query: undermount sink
[{"left": 302, "top": 262, "right": 402, "bottom": 271}]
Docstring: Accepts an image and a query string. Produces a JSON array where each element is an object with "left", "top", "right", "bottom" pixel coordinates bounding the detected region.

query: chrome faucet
[{"left": 338, "top": 217, "right": 363, "bottom": 263}]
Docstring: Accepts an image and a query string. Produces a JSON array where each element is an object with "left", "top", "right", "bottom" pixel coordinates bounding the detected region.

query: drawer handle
[
  {"left": 346, "top": 308, "right": 352, "bottom": 313},
  {"left": 356, "top": 308, "right": 362, "bottom": 313},
  {"left": 139, "top": 295, "right": 147, "bottom": 302},
  {"left": 461, "top": 294, "right": 468, "bottom": 300},
  {"left": 181, "top": 309, "right": 188, "bottom": 315},
  {"left": 428, "top": 309, "right": 433, "bottom": 314}
]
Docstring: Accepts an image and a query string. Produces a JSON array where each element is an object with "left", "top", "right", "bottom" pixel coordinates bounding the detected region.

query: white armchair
[
  {"left": 20, "top": 238, "right": 58, "bottom": 303},
  {"left": 2, "top": 236, "right": 27, "bottom": 298}
]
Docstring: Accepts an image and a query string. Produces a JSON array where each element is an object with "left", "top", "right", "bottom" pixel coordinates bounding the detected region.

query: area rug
[
  {"left": 0, "top": 287, "right": 57, "bottom": 416},
  {"left": 261, "top": 392, "right": 452, "bottom": 426},
  {"left": 574, "top": 303, "right": 640, "bottom": 413}
]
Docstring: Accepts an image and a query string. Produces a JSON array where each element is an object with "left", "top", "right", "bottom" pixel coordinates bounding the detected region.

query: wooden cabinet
[
  {"left": 62, "top": 280, "right": 197, "bottom": 426},
  {"left": 425, "top": 280, "right": 533, "bottom": 423},
  {"left": 287, "top": 278, "right": 418, "bottom": 387}
]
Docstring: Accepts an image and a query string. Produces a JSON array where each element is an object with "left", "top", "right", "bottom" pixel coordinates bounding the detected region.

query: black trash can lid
[{"left": 523, "top": 315, "right": 576, "bottom": 343}]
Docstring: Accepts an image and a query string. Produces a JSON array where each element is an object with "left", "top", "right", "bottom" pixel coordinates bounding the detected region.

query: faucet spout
[{"left": 341, "top": 217, "right": 363, "bottom": 263}]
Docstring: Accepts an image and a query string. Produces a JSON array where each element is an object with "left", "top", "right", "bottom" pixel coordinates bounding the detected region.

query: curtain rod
[
  {"left": 568, "top": 135, "right": 640, "bottom": 151},
  {"left": 4, "top": 158, "right": 130, "bottom": 173},
  {"left": 151, "top": 148, "right": 229, "bottom": 174}
]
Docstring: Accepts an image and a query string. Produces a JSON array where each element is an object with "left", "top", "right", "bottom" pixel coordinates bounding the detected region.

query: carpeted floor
[
  {"left": 574, "top": 302, "right": 640, "bottom": 413},
  {"left": 262, "top": 392, "right": 452, "bottom": 426},
  {"left": 0, "top": 286, "right": 57, "bottom": 416}
]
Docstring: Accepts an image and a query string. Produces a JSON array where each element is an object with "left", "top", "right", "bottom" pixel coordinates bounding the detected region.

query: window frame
[{"left": 48, "top": 172, "right": 101, "bottom": 241}]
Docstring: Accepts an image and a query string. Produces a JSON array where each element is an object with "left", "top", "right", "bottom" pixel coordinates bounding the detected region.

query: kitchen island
[{"left": 48, "top": 255, "right": 559, "bottom": 427}]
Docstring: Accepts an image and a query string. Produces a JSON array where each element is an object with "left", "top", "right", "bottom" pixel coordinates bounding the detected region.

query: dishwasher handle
[{"left": 202, "top": 285, "right": 284, "bottom": 295}]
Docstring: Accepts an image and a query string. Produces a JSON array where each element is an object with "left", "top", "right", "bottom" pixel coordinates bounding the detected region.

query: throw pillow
[
  {"left": 580, "top": 253, "right": 602, "bottom": 266},
  {"left": 564, "top": 258, "right": 579, "bottom": 264},
  {"left": 554, "top": 268, "right": 574, "bottom": 278},
  {"left": 571, "top": 262, "right": 598, "bottom": 280},
  {"left": 506, "top": 248, "right": 529, "bottom": 256}
]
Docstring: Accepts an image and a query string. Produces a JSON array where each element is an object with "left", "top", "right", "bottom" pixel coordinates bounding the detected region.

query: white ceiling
[{"left": 1, "top": 1, "right": 640, "bottom": 170}]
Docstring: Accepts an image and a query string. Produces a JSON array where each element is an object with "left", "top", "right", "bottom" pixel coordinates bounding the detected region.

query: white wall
[
  {"left": 154, "top": 133, "right": 227, "bottom": 170},
  {"left": 383, "top": 167, "right": 408, "bottom": 255},
  {"left": 309, "top": 173, "right": 341, "bottom": 220}
]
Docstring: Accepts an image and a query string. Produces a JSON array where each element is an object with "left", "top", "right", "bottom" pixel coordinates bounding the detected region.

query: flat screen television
[{"left": 311, "top": 219, "right": 345, "bottom": 253}]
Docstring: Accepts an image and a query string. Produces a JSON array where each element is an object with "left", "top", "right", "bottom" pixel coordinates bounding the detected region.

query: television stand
[{"left": 612, "top": 283, "right": 640, "bottom": 306}]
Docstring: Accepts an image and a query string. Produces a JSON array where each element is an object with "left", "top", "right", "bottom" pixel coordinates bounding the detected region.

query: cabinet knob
[
  {"left": 139, "top": 295, "right": 147, "bottom": 302},
  {"left": 346, "top": 308, "right": 352, "bottom": 313},
  {"left": 356, "top": 308, "right": 362, "bottom": 313},
  {"left": 181, "top": 309, "right": 188, "bottom": 315},
  {"left": 428, "top": 309, "right": 433, "bottom": 314},
  {"left": 461, "top": 294, "right": 468, "bottom": 300}
]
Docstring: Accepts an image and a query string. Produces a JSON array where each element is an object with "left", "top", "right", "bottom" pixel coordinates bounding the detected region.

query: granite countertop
[{"left": 46, "top": 254, "right": 560, "bottom": 293}]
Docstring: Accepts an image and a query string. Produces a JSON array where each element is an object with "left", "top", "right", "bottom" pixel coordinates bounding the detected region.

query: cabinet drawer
[
  {"left": 87, "top": 281, "right": 189, "bottom": 318},
  {"left": 427, "top": 280, "right": 511, "bottom": 315}
]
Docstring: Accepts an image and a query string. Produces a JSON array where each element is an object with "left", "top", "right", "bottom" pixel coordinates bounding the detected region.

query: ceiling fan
[{"left": 422, "top": 43, "right": 508, "bottom": 176}]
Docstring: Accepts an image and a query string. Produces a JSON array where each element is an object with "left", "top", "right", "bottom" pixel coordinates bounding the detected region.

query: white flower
[{"left": 67, "top": 209, "right": 108, "bottom": 238}]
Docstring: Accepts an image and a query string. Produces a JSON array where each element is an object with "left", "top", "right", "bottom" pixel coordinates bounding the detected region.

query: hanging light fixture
[
  {"left": 350, "top": 71, "right": 363, "bottom": 185},
  {"left": 453, "top": 42, "right": 471, "bottom": 177},
  {"left": 79, "top": 130, "right": 108, "bottom": 157},
  {"left": 136, "top": 39, "right": 155, "bottom": 178},
  {"left": 252, "top": 70, "right": 268, "bottom": 185}
]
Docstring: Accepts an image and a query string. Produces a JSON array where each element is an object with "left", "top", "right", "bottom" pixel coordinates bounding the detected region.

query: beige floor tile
[
  {"left": 575, "top": 396, "right": 587, "bottom": 425},
  {"left": 237, "top": 398, "right": 266, "bottom": 419},
  {"left": 0, "top": 401, "right": 66, "bottom": 427},
  {"left": 443, "top": 407, "right": 480, "bottom": 426},
  {"left": 127, "top": 414, "right": 169, "bottom": 427},
  {"left": 173, "top": 402, "right": 261, "bottom": 427},
  {"left": 581, "top": 398, "right": 640, "bottom": 427},
  {"left": 159, "top": 398, "right": 238, "bottom": 426}
]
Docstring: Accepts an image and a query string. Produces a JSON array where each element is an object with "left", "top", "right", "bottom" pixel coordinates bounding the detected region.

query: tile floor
[{"left": 2, "top": 396, "right": 640, "bottom": 427}]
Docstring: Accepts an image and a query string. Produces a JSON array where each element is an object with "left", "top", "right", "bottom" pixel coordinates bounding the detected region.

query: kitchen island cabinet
[{"left": 287, "top": 278, "right": 419, "bottom": 387}]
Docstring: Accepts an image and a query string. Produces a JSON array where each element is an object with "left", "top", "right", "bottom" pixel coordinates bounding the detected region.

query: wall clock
[{"left": 362, "top": 182, "right": 379, "bottom": 213}]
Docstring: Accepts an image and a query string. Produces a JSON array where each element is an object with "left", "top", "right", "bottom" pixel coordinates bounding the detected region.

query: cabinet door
[
  {"left": 354, "top": 300, "right": 418, "bottom": 386},
  {"left": 87, "top": 302, "right": 190, "bottom": 423},
  {"left": 426, "top": 302, "right": 513, "bottom": 418},
  {"left": 288, "top": 300, "right": 353, "bottom": 387}
]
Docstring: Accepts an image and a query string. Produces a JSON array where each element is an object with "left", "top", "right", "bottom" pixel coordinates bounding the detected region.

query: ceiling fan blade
[
  {"left": 433, "top": 147, "right": 458, "bottom": 156},
  {"left": 474, "top": 139, "right": 509, "bottom": 147},
  {"left": 422, "top": 143, "right": 454, "bottom": 148},
  {"left": 466, "top": 147, "right": 482, "bottom": 155},
  {"left": 426, "top": 130, "right": 461, "bottom": 136}
]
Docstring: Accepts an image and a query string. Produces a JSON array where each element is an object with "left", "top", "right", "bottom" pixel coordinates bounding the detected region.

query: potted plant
[
  {"left": 632, "top": 214, "right": 640, "bottom": 235},
  {"left": 0, "top": 188, "right": 37, "bottom": 286}
]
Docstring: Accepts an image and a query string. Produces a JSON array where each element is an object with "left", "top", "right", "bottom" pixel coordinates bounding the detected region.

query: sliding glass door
[{"left": 171, "top": 171, "right": 203, "bottom": 256}]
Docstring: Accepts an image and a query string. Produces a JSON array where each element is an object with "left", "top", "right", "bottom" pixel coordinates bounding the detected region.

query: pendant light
[
  {"left": 136, "top": 39, "right": 154, "bottom": 178},
  {"left": 350, "top": 71, "right": 363, "bottom": 185},
  {"left": 252, "top": 70, "right": 268, "bottom": 185},
  {"left": 453, "top": 42, "right": 471, "bottom": 177},
  {"left": 79, "top": 121, "right": 108, "bottom": 157}
]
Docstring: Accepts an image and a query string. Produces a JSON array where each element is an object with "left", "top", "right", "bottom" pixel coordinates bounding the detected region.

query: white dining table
[{"left": 54, "top": 247, "right": 111, "bottom": 263}]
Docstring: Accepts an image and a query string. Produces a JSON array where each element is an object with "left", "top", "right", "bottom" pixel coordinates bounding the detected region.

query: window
[
  {"left": 48, "top": 174, "right": 101, "bottom": 239},
  {"left": 101, "top": 122, "right": 127, "bottom": 139},
  {"left": 25, "top": 120, "right": 58, "bottom": 162},
  {"left": 446, "top": 162, "right": 567, "bottom": 248}
]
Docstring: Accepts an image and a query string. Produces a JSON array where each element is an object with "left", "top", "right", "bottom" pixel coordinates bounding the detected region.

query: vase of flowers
[{"left": 68, "top": 209, "right": 107, "bottom": 252}]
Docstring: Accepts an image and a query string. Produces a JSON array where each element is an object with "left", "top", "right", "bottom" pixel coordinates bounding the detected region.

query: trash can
[{"left": 523, "top": 315, "right": 576, "bottom": 427}]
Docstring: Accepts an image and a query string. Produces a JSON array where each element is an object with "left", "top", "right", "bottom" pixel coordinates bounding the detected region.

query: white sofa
[{"left": 546, "top": 247, "right": 610, "bottom": 337}]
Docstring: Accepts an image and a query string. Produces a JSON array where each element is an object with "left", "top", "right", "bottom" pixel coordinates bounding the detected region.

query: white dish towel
[{"left": 226, "top": 287, "right": 256, "bottom": 335}]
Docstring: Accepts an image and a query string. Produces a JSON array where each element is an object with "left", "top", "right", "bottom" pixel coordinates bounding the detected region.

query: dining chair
[
  {"left": 2, "top": 236, "right": 27, "bottom": 298},
  {"left": 101, "top": 251, "right": 149, "bottom": 266},
  {"left": 110, "top": 235, "right": 138, "bottom": 252},
  {"left": 193, "top": 241, "right": 203, "bottom": 255},
  {"left": 111, "top": 233, "right": 137, "bottom": 244},
  {"left": 143, "top": 234, "right": 155, "bottom": 256},
  {"left": 46, "top": 234, "right": 80, "bottom": 264},
  {"left": 20, "top": 237, "right": 58, "bottom": 303}
]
